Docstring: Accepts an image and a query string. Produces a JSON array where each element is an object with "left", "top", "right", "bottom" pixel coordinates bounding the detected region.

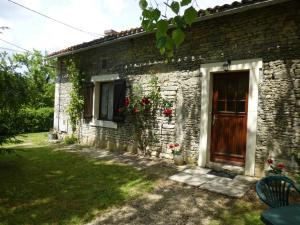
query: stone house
[{"left": 49, "top": 0, "right": 300, "bottom": 177}]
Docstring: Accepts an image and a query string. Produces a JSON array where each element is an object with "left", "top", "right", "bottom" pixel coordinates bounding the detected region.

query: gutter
[
  {"left": 48, "top": 0, "right": 292, "bottom": 59},
  {"left": 194, "top": 0, "right": 291, "bottom": 23}
]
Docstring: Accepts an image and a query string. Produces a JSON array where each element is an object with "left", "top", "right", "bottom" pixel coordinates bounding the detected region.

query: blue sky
[{"left": 0, "top": 0, "right": 239, "bottom": 54}]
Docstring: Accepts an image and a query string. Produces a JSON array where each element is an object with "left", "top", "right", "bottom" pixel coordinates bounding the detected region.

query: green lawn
[
  {"left": 210, "top": 199, "right": 264, "bottom": 225},
  {"left": 0, "top": 133, "right": 154, "bottom": 225}
]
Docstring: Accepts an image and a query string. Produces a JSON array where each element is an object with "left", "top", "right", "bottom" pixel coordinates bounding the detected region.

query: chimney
[{"left": 104, "top": 29, "right": 118, "bottom": 36}]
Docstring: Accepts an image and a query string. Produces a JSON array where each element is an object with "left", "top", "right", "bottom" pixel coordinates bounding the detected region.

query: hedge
[{"left": 18, "top": 107, "right": 54, "bottom": 133}]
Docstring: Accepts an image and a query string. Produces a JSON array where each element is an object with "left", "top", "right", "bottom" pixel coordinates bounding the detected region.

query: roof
[{"left": 48, "top": 0, "right": 290, "bottom": 58}]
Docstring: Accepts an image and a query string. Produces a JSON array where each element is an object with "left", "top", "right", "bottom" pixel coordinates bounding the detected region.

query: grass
[
  {"left": 0, "top": 132, "right": 154, "bottom": 225},
  {"left": 209, "top": 199, "right": 264, "bottom": 225}
]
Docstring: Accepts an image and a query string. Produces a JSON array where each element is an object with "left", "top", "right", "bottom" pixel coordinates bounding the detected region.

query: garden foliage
[
  {"left": 139, "top": 0, "right": 198, "bottom": 57},
  {"left": 66, "top": 60, "right": 84, "bottom": 133},
  {"left": 0, "top": 51, "right": 55, "bottom": 145},
  {"left": 121, "top": 75, "right": 172, "bottom": 155},
  {"left": 18, "top": 107, "right": 54, "bottom": 133}
]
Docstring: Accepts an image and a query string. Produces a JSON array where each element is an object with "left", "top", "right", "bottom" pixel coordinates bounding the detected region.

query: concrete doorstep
[{"left": 169, "top": 167, "right": 257, "bottom": 198}]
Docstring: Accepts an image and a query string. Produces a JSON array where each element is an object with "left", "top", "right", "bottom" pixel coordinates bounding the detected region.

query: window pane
[
  {"left": 237, "top": 80, "right": 248, "bottom": 100},
  {"left": 236, "top": 101, "right": 245, "bottom": 112},
  {"left": 227, "top": 100, "right": 236, "bottom": 112},
  {"left": 100, "top": 83, "right": 114, "bottom": 120},
  {"left": 227, "top": 81, "right": 236, "bottom": 100},
  {"left": 107, "top": 84, "right": 114, "bottom": 120},
  {"left": 100, "top": 85, "right": 108, "bottom": 119},
  {"left": 218, "top": 85, "right": 226, "bottom": 100},
  {"left": 217, "top": 100, "right": 225, "bottom": 112}
]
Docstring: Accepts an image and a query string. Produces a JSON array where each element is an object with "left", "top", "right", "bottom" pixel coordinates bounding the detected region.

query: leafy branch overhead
[{"left": 139, "top": 0, "right": 198, "bottom": 57}]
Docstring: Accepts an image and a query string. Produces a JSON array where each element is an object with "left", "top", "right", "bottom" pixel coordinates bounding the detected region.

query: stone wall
[
  {"left": 256, "top": 60, "right": 300, "bottom": 175},
  {"left": 78, "top": 70, "right": 202, "bottom": 162},
  {"left": 54, "top": 76, "right": 73, "bottom": 134},
  {"left": 54, "top": 0, "right": 300, "bottom": 175}
]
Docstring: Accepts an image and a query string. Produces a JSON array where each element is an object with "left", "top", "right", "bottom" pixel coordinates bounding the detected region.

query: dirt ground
[{"left": 64, "top": 146, "right": 265, "bottom": 225}]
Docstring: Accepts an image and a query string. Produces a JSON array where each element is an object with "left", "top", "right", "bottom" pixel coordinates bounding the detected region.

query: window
[
  {"left": 99, "top": 82, "right": 114, "bottom": 120},
  {"left": 213, "top": 73, "right": 249, "bottom": 113},
  {"left": 87, "top": 76, "right": 126, "bottom": 125}
]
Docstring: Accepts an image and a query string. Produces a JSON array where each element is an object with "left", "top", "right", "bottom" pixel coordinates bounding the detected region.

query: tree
[
  {"left": 0, "top": 50, "right": 55, "bottom": 146},
  {"left": 13, "top": 50, "right": 55, "bottom": 108},
  {"left": 139, "top": 0, "right": 198, "bottom": 57},
  {"left": 0, "top": 52, "right": 28, "bottom": 145}
]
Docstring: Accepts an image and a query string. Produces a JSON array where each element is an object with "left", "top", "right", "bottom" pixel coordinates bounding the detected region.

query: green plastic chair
[{"left": 256, "top": 175, "right": 300, "bottom": 208}]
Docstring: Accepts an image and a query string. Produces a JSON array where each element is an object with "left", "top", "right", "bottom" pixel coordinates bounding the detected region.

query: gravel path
[
  {"left": 86, "top": 180, "right": 236, "bottom": 225},
  {"left": 60, "top": 146, "right": 262, "bottom": 225}
]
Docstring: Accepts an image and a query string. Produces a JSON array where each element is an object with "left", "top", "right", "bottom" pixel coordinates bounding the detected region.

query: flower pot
[
  {"left": 48, "top": 133, "right": 58, "bottom": 140},
  {"left": 173, "top": 154, "right": 184, "bottom": 166}
]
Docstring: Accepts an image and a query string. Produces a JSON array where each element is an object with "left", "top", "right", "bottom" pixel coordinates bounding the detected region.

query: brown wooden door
[{"left": 211, "top": 72, "right": 249, "bottom": 166}]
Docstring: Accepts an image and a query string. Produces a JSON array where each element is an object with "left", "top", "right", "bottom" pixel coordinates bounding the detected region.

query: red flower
[
  {"left": 163, "top": 108, "right": 172, "bottom": 117},
  {"left": 133, "top": 108, "right": 139, "bottom": 113},
  {"left": 267, "top": 159, "right": 273, "bottom": 164},
  {"left": 174, "top": 143, "right": 179, "bottom": 147},
  {"left": 277, "top": 163, "right": 285, "bottom": 169},
  {"left": 141, "top": 97, "right": 150, "bottom": 106},
  {"left": 124, "top": 97, "right": 130, "bottom": 107},
  {"left": 169, "top": 144, "right": 174, "bottom": 149},
  {"left": 117, "top": 108, "right": 122, "bottom": 113}
]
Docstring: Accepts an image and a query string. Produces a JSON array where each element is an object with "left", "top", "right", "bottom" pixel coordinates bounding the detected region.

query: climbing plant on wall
[
  {"left": 120, "top": 75, "right": 172, "bottom": 155},
  {"left": 66, "top": 60, "right": 84, "bottom": 133}
]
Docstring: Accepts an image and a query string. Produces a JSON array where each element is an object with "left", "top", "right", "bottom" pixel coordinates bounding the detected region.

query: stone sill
[{"left": 90, "top": 120, "right": 117, "bottom": 129}]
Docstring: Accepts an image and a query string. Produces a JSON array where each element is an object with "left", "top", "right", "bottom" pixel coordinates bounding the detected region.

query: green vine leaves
[
  {"left": 139, "top": 0, "right": 198, "bottom": 57},
  {"left": 66, "top": 60, "right": 84, "bottom": 133},
  {"left": 122, "top": 75, "right": 173, "bottom": 155}
]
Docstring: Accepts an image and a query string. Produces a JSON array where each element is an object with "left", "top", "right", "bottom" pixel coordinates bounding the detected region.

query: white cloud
[
  {"left": 1, "top": 0, "right": 113, "bottom": 52},
  {"left": 197, "top": 0, "right": 241, "bottom": 9},
  {"left": 0, "top": 0, "right": 240, "bottom": 53},
  {"left": 0, "top": 17, "right": 16, "bottom": 50},
  {"left": 104, "top": 0, "right": 126, "bottom": 15}
]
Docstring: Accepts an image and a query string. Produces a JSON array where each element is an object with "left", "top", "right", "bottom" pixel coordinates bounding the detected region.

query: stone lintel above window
[{"left": 91, "top": 74, "right": 119, "bottom": 82}]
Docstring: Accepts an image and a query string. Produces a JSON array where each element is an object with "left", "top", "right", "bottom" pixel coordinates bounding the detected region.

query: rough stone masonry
[{"left": 54, "top": 0, "right": 300, "bottom": 176}]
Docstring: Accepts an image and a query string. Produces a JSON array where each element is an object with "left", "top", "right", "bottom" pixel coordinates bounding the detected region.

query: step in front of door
[{"left": 207, "top": 161, "right": 245, "bottom": 175}]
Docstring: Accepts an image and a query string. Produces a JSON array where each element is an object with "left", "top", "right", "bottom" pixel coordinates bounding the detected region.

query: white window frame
[
  {"left": 90, "top": 74, "right": 120, "bottom": 129},
  {"left": 198, "top": 59, "right": 262, "bottom": 176}
]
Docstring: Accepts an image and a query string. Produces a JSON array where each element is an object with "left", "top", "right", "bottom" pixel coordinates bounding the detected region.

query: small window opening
[{"left": 102, "top": 59, "right": 107, "bottom": 69}]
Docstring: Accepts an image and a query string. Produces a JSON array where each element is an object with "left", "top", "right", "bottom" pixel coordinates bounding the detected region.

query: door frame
[{"left": 198, "top": 59, "right": 262, "bottom": 176}]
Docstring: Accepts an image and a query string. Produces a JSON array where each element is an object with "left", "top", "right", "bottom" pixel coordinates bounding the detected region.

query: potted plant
[
  {"left": 266, "top": 158, "right": 285, "bottom": 175},
  {"left": 169, "top": 143, "right": 184, "bottom": 165},
  {"left": 48, "top": 129, "right": 58, "bottom": 140}
]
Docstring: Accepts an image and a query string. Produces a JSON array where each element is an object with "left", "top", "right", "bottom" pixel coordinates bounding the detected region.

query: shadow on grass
[
  {"left": 7, "top": 138, "right": 24, "bottom": 145},
  {"left": 87, "top": 177, "right": 265, "bottom": 225},
  {"left": 0, "top": 145, "right": 155, "bottom": 225},
  {"left": 209, "top": 198, "right": 265, "bottom": 225}
]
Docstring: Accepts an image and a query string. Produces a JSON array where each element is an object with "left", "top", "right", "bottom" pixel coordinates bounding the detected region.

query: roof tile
[{"left": 48, "top": 0, "right": 276, "bottom": 57}]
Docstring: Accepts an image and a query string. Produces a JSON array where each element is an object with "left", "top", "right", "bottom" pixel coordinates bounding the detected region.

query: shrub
[
  {"left": 18, "top": 107, "right": 54, "bottom": 133},
  {"left": 63, "top": 135, "right": 78, "bottom": 145},
  {"left": 0, "top": 109, "right": 21, "bottom": 145}
]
